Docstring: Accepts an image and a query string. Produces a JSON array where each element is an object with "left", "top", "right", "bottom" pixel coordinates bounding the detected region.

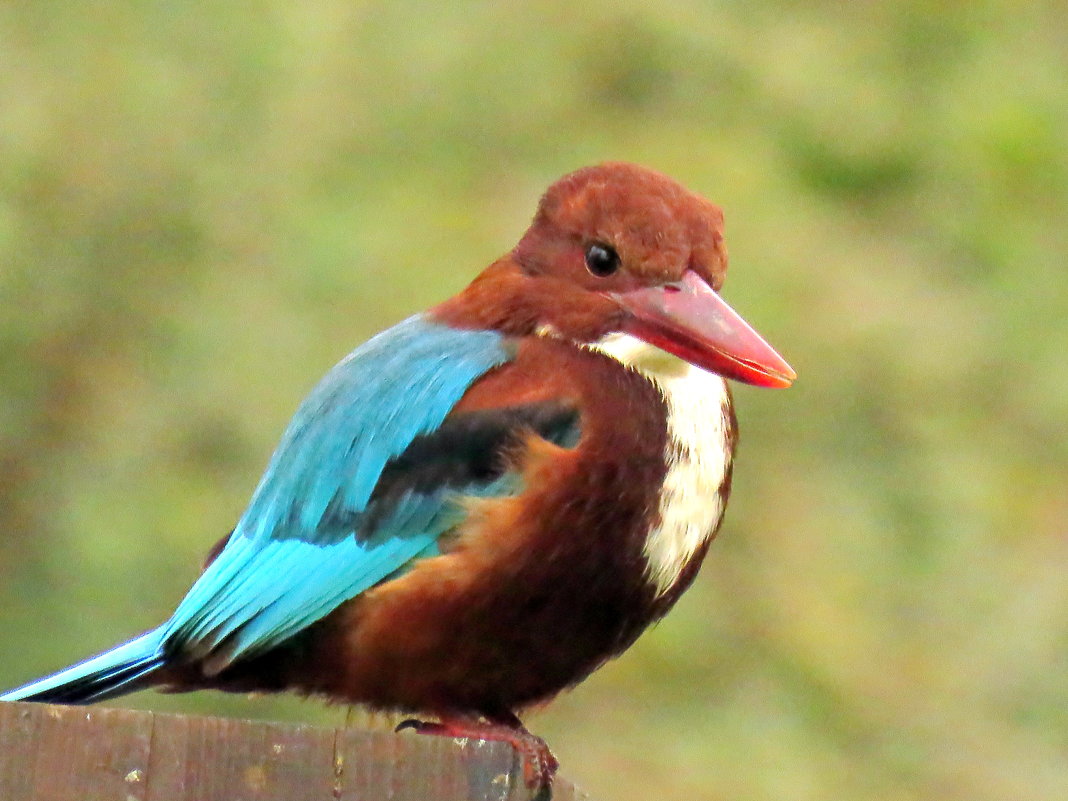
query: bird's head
[{"left": 435, "top": 162, "right": 795, "bottom": 388}]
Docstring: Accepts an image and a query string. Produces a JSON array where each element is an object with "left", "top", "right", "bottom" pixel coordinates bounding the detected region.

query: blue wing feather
[
  {"left": 1, "top": 316, "right": 583, "bottom": 704},
  {"left": 161, "top": 315, "right": 513, "bottom": 668}
]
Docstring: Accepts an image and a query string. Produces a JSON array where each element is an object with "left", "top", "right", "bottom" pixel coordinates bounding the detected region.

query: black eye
[{"left": 584, "top": 243, "right": 620, "bottom": 277}]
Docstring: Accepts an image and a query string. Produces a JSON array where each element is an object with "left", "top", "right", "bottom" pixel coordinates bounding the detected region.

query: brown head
[{"left": 434, "top": 162, "right": 795, "bottom": 388}]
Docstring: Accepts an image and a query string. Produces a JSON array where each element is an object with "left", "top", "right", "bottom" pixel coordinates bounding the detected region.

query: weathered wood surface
[{"left": 0, "top": 701, "right": 587, "bottom": 801}]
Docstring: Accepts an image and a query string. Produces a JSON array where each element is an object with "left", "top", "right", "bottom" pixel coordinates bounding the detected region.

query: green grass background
[{"left": 1, "top": 2, "right": 1066, "bottom": 798}]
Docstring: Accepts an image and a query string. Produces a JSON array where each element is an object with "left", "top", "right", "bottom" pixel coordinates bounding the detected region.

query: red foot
[{"left": 396, "top": 714, "right": 558, "bottom": 789}]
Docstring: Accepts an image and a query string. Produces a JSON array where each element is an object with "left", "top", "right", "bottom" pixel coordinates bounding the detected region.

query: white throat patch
[{"left": 590, "top": 333, "right": 734, "bottom": 597}]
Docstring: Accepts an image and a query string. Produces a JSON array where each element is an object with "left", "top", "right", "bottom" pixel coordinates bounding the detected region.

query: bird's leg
[{"left": 396, "top": 711, "right": 558, "bottom": 788}]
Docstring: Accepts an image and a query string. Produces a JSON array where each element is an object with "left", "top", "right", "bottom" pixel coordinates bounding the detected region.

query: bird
[{"left": 2, "top": 162, "right": 794, "bottom": 787}]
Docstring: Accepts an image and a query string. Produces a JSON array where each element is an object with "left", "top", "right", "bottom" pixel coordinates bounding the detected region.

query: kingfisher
[{"left": 2, "top": 163, "right": 794, "bottom": 787}]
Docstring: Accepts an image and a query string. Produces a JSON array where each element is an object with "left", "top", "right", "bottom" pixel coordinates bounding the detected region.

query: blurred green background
[{"left": 2, "top": 2, "right": 1066, "bottom": 799}]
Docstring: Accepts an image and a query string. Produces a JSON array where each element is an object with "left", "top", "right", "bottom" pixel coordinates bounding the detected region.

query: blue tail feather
[{"left": 1, "top": 627, "right": 166, "bottom": 705}]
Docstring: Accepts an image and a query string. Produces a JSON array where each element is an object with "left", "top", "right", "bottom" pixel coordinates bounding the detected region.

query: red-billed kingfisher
[{"left": 2, "top": 163, "right": 795, "bottom": 787}]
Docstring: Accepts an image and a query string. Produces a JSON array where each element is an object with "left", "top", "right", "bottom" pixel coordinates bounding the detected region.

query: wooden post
[{"left": 0, "top": 701, "right": 587, "bottom": 801}]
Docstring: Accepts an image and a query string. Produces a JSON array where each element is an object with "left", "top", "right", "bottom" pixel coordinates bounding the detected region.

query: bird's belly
[{"left": 304, "top": 535, "right": 660, "bottom": 714}]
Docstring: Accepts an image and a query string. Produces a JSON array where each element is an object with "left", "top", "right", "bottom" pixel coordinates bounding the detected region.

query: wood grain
[{"left": 0, "top": 702, "right": 587, "bottom": 801}]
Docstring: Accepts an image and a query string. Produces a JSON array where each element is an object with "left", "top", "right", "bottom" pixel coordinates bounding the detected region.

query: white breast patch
[{"left": 590, "top": 333, "right": 734, "bottom": 597}]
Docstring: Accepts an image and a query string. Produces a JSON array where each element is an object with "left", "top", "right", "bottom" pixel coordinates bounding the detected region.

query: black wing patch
[{"left": 347, "top": 401, "right": 580, "bottom": 541}]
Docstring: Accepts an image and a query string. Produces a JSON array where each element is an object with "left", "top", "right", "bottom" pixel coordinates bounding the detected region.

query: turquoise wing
[{"left": 160, "top": 314, "right": 514, "bottom": 669}]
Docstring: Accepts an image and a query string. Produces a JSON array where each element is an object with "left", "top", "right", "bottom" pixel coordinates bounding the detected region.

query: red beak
[{"left": 609, "top": 271, "right": 796, "bottom": 388}]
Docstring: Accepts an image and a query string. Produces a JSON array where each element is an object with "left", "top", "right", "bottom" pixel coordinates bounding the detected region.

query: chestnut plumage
[{"left": 2, "top": 162, "right": 794, "bottom": 787}]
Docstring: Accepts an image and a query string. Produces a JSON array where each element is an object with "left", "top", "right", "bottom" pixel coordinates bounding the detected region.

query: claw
[{"left": 394, "top": 714, "right": 558, "bottom": 789}]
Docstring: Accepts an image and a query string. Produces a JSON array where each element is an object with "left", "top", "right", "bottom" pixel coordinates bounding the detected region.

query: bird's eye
[{"left": 584, "top": 243, "right": 620, "bottom": 277}]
